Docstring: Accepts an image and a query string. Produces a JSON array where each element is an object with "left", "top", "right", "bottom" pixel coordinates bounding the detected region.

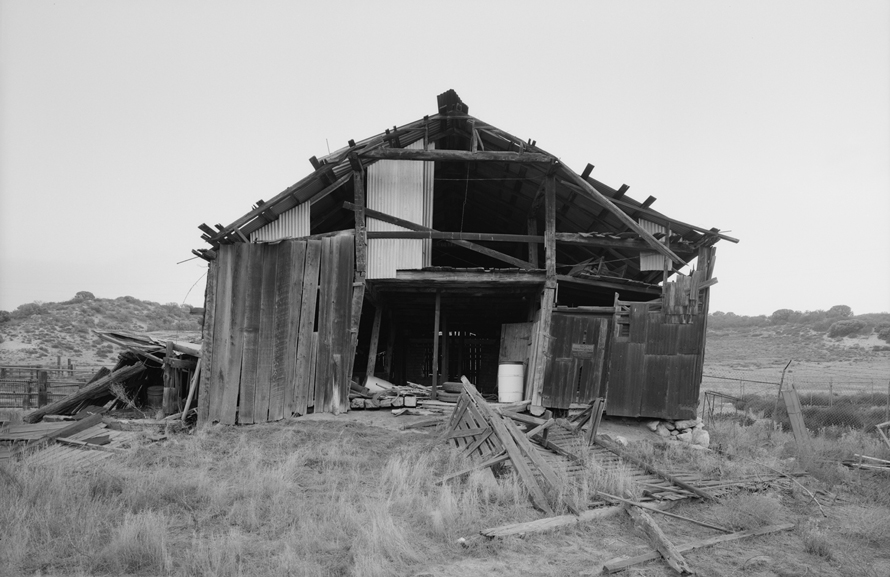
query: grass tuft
[
  {"left": 712, "top": 492, "right": 783, "bottom": 530},
  {"left": 798, "top": 519, "right": 833, "bottom": 560},
  {"left": 91, "top": 511, "right": 173, "bottom": 574}
]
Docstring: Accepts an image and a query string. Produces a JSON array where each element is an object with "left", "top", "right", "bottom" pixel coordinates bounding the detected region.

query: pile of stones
[{"left": 646, "top": 417, "right": 710, "bottom": 449}]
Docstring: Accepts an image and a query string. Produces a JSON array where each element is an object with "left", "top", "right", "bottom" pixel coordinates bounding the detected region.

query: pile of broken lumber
[{"left": 24, "top": 361, "right": 146, "bottom": 423}]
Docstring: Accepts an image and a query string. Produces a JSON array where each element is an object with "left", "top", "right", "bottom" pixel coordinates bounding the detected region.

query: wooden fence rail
[{"left": 0, "top": 367, "right": 95, "bottom": 410}]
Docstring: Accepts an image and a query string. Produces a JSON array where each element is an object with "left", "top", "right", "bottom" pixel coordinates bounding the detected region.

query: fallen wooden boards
[
  {"left": 601, "top": 523, "right": 795, "bottom": 573},
  {"left": 24, "top": 363, "right": 146, "bottom": 423},
  {"left": 24, "top": 421, "right": 141, "bottom": 470},
  {"left": 203, "top": 236, "right": 354, "bottom": 424},
  {"left": 625, "top": 504, "right": 692, "bottom": 575}
]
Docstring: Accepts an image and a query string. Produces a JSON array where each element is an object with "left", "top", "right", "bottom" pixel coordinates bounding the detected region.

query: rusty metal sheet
[
  {"left": 646, "top": 313, "right": 679, "bottom": 355},
  {"left": 677, "top": 316, "right": 704, "bottom": 354},
  {"left": 629, "top": 303, "right": 649, "bottom": 343},
  {"left": 638, "top": 355, "right": 673, "bottom": 418},
  {"left": 603, "top": 341, "right": 645, "bottom": 417},
  {"left": 675, "top": 353, "right": 700, "bottom": 419}
]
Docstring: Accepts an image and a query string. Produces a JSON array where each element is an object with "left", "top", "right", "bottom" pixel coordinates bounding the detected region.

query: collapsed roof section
[{"left": 194, "top": 89, "right": 737, "bottom": 292}]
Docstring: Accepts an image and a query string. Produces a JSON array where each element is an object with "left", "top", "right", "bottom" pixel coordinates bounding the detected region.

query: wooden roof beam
[
  {"left": 557, "top": 171, "right": 679, "bottom": 266},
  {"left": 360, "top": 148, "right": 554, "bottom": 163},
  {"left": 343, "top": 202, "right": 536, "bottom": 270},
  {"left": 559, "top": 177, "right": 739, "bottom": 245}
]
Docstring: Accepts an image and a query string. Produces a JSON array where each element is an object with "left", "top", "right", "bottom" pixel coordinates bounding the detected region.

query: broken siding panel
[
  {"left": 249, "top": 201, "right": 310, "bottom": 242},
  {"left": 367, "top": 140, "right": 434, "bottom": 279}
]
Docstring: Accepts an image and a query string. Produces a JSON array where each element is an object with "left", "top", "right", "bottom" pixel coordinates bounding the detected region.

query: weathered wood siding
[
  {"left": 201, "top": 235, "right": 354, "bottom": 424},
  {"left": 540, "top": 312, "right": 610, "bottom": 409}
]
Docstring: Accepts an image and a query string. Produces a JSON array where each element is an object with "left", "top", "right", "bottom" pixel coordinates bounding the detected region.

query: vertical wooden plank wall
[
  {"left": 254, "top": 243, "right": 279, "bottom": 423},
  {"left": 294, "top": 240, "right": 322, "bottom": 416},
  {"left": 207, "top": 245, "right": 235, "bottom": 424},
  {"left": 238, "top": 244, "right": 266, "bottom": 424},
  {"left": 201, "top": 235, "right": 355, "bottom": 425},
  {"left": 197, "top": 258, "right": 218, "bottom": 424}
]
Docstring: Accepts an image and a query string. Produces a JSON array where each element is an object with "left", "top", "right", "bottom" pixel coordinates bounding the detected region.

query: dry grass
[
  {"left": 711, "top": 493, "right": 784, "bottom": 530},
  {"left": 0, "top": 420, "right": 545, "bottom": 576},
  {"left": 3, "top": 415, "right": 889, "bottom": 576}
]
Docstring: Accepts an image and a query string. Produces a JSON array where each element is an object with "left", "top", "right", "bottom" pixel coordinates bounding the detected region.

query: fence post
[
  {"left": 23, "top": 380, "right": 32, "bottom": 410},
  {"left": 829, "top": 379, "right": 833, "bottom": 407},
  {"left": 886, "top": 379, "right": 889, "bottom": 423},
  {"left": 37, "top": 370, "right": 48, "bottom": 407}
]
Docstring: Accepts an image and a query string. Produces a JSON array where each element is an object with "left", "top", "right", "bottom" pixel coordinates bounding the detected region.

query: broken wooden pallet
[{"left": 440, "top": 377, "right": 580, "bottom": 515}]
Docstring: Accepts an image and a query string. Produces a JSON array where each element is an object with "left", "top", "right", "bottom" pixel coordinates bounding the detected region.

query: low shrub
[{"left": 828, "top": 319, "right": 868, "bottom": 338}]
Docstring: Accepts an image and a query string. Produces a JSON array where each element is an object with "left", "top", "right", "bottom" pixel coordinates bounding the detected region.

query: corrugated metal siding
[
  {"left": 367, "top": 140, "right": 434, "bottom": 279},
  {"left": 249, "top": 202, "right": 311, "bottom": 242},
  {"left": 638, "top": 219, "right": 666, "bottom": 271},
  {"left": 604, "top": 302, "right": 704, "bottom": 420}
]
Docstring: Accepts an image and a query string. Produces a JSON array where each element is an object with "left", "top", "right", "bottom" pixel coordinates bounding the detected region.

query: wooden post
[
  {"left": 527, "top": 216, "right": 538, "bottom": 268},
  {"left": 37, "top": 370, "right": 48, "bottom": 407},
  {"left": 441, "top": 312, "right": 450, "bottom": 384},
  {"left": 23, "top": 380, "right": 32, "bottom": 410},
  {"left": 530, "top": 173, "right": 557, "bottom": 416},
  {"left": 347, "top": 165, "right": 366, "bottom": 388},
  {"left": 431, "top": 291, "right": 441, "bottom": 400},
  {"left": 162, "top": 341, "right": 176, "bottom": 415},
  {"left": 384, "top": 309, "right": 395, "bottom": 380},
  {"left": 365, "top": 305, "right": 383, "bottom": 382},
  {"left": 458, "top": 331, "right": 465, "bottom": 377}
]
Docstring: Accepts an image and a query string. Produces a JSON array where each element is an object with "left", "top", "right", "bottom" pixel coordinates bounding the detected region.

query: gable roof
[{"left": 195, "top": 90, "right": 737, "bottom": 285}]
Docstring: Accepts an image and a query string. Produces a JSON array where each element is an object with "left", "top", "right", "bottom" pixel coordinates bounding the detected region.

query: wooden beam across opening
[
  {"left": 558, "top": 168, "right": 685, "bottom": 265},
  {"left": 343, "top": 202, "right": 535, "bottom": 270},
  {"left": 360, "top": 148, "right": 554, "bottom": 163}
]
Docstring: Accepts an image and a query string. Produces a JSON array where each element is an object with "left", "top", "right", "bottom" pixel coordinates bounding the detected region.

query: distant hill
[
  {"left": 0, "top": 292, "right": 202, "bottom": 367},
  {"left": 706, "top": 305, "right": 890, "bottom": 364},
  {"left": 2, "top": 293, "right": 888, "bottom": 372}
]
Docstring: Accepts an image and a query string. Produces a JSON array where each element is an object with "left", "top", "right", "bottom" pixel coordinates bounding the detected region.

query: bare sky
[{"left": 1, "top": 1, "right": 888, "bottom": 316}]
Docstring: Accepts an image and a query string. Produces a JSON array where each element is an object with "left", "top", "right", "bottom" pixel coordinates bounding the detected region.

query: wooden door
[{"left": 541, "top": 313, "right": 610, "bottom": 409}]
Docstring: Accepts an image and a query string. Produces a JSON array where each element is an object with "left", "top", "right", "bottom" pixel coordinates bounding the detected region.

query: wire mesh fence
[{"left": 701, "top": 360, "right": 890, "bottom": 434}]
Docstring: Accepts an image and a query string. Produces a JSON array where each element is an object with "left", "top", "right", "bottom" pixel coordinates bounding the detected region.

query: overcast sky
[{"left": 1, "top": 1, "right": 888, "bottom": 317}]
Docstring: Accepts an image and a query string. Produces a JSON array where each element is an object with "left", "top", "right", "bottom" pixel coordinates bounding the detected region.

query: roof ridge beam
[{"left": 360, "top": 148, "right": 554, "bottom": 163}]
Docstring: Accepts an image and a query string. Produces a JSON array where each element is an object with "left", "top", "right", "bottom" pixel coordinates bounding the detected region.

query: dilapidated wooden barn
[{"left": 193, "top": 90, "right": 737, "bottom": 425}]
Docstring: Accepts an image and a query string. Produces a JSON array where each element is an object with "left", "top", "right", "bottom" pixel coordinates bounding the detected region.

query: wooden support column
[
  {"left": 441, "top": 312, "right": 450, "bottom": 384},
  {"left": 365, "top": 305, "right": 383, "bottom": 382},
  {"left": 457, "top": 331, "right": 465, "bottom": 377},
  {"left": 527, "top": 216, "right": 539, "bottom": 267},
  {"left": 530, "top": 173, "right": 557, "bottom": 416},
  {"left": 384, "top": 309, "right": 395, "bottom": 379},
  {"left": 162, "top": 341, "right": 176, "bottom": 415},
  {"left": 37, "top": 370, "right": 48, "bottom": 408},
  {"left": 695, "top": 245, "right": 717, "bottom": 381},
  {"left": 347, "top": 162, "right": 367, "bottom": 388},
  {"left": 431, "top": 291, "right": 441, "bottom": 399}
]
